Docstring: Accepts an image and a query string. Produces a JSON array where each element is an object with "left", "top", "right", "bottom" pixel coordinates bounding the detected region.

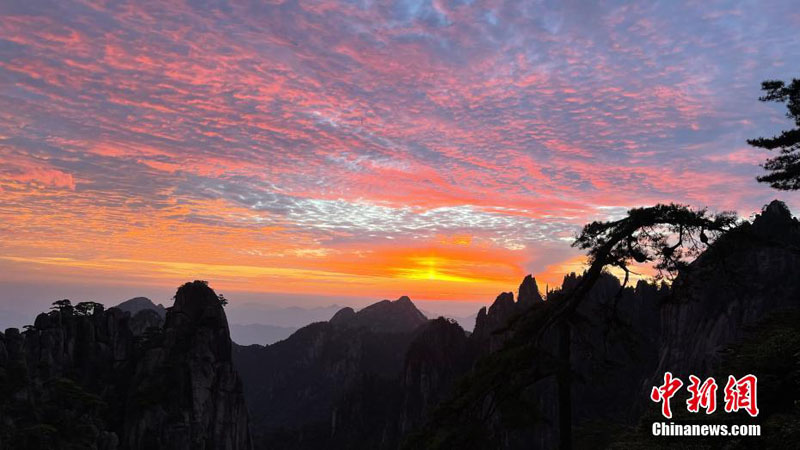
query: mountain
[
  {"left": 0, "top": 281, "right": 252, "bottom": 449},
  {"left": 229, "top": 323, "right": 299, "bottom": 345},
  {"left": 472, "top": 275, "right": 544, "bottom": 353},
  {"left": 328, "top": 295, "right": 428, "bottom": 333},
  {"left": 115, "top": 297, "right": 300, "bottom": 345},
  {"left": 420, "top": 312, "right": 476, "bottom": 334},
  {"left": 233, "top": 295, "right": 442, "bottom": 449},
  {"left": 406, "top": 201, "right": 800, "bottom": 449},
  {"left": 652, "top": 199, "right": 800, "bottom": 379},
  {"left": 405, "top": 272, "right": 668, "bottom": 449},
  {"left": 115, "top": 296, "right": 166, "bottom": 318},
  {"left": 124, "top": 281, "right": 252, "bottom": 449},
  {"left": 400, "top": 317, "right": 472, "bottom": 434}
]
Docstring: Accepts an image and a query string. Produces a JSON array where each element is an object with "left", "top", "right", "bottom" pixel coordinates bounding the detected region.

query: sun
[{"left": 394, "top": 255, "right": 483, "bottom": 283}]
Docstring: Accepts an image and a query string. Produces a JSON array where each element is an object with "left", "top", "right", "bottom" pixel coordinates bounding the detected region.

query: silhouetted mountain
[
  {"left": 472, "top": 276, "right": 544, "bottom": 353},
  {"left": 405, "top": 272, "right": 669, "bottom": 449},
  {"left": 400, "top": 317, "right": 472, "bottom": 435},
  {"left": 329, "top": 306, "right": 356, "bottom": 325},
  {"left": 124, "top": 281, "right": 251, "bottom": 449},
  {"left": 0, "top": 281, "right": 251, "bottom": 449},
  {"left": 109, "top": 297, "right": 168, "bottom": 336},
  {"left": 329, "top": 296, "right": 428, "bottom": 333},
  {"left": 418, "top": 311, "right": 476, "bottom": 333},
  {"left": 406, "top": 201, "right": 800, "bottom": 449},
  {"left": 517, "top": 274, "right": 544, "bottom": 307},
  {"left": 233, "top": 295, "right": 448, "bottom": 449},
  {"left": 115, "top": 298, "right": 306, "bottom": 345},
  {"left": 115, "top": 297, "right": 166, "bottom": 318},
  {"left": 650, "top": 199, "right": 800, "bottom": 381}
]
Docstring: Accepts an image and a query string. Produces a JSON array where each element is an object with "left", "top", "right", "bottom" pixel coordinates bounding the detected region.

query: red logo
[
  {"left": 686, "top": 375, "right": 717, "bottom": 414},
  {"left": 724, "top": 374, "right": 759, "bottom": 417},
  {"left": 650, "top": 373, "right": 758, "bottom": 418},
  {"left": 650, "top": 372, "right": 684, "bottom": 419}
]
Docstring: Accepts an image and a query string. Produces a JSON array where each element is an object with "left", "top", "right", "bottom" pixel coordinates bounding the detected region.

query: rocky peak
[
  {"left": 517, "top": 275, "right": 543, "bottom": 308},
  {"left": 123, "top": 280, "right": 251, "bottom": 449},
  {"left": 329, "top": 306, "right": 356, "bottom": 325},
  {"left": 472, "top": 292, "right": 518, "bottom": 349},
  {"left": 0, "top": 282, "right": 252, "bottom": 449},
  {"left": 652, "top": 201, "right": 800, "bottom": 384},
  {"left": 396, "top": 295, "right": 413, "bottom": 305},
  {"left": 116, "top": 296, "right": 166, "bottom": 318},
  {"left": 751, "top": 199, "right": 800, "bottom": 245},
  {"left": 169, "top": 280, "right": 225, "bottom": 323},
  {"left": 332, "top": 296, "right": 428, "bottom": 333},
  {"left": 488, "top": 292, "right": 515, "bottom": 317}
]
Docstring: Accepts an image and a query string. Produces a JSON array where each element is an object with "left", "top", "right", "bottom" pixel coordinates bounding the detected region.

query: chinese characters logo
[{"left": 650, "top": 372, "right": 759, "bottom": 419}]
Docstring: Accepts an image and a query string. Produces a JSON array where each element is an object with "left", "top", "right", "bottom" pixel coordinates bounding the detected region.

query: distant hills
[
  {"left": 232, "top": 294, "right": 439, "bottom": 448},
  {"left": 329, "top": 295, "right": 428, "bottom": 332},
  {"left": 115, "top": 296, "right": 166, "bottom": 317}
]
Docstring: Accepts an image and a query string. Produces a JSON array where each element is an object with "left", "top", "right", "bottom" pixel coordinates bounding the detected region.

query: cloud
[{"left": 0, "top": 0, "right": 797, "bottom": 302}]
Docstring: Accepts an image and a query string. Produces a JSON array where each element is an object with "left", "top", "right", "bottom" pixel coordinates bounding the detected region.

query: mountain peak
[
  {"left": 762, "top": 199, "right": 792, "bottom": 219},
  {"left": 517, "top": 275, "right": 543, "bottom": 307},
  {"left": 115, "top": 296, "right": 166, "bottom": 318},
  {"left": 330, "top": 296, "right": 427, "bottom": 333},
  {"left": 488, "top": 292, "right": 514, "bottom": 316},
  {"left": 751, "top": 200, "right": 800, "bottom": 246},
  {"left": 330, "top": 306, "right": 356, "bottom": 325},
  {"left": 169, "top": 280, "right": 226, "bottom": 325}
]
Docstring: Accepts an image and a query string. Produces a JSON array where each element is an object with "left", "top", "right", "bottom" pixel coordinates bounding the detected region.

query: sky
[{"left": 1, "top": 0, "right": 799, "bottom": 320}]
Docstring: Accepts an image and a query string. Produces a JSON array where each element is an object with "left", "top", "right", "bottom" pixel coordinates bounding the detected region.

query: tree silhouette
[
  {"left": 74, "top": 301, "right": 104, "bottom": 316},
  {"left": 531, "top": 203, "right": 737, "bottom": 342},
  {"left": 749, "top": 78, "right": 800, "bottom": 190},
  {"left": 536, "top": 203, "right": 736, "bottom": 449},
  {"left": 408, "top": 204, "right": 740, "bottom": 450},
  {"left": 50, "top": 299, "right": 73, "bottom": 313}
]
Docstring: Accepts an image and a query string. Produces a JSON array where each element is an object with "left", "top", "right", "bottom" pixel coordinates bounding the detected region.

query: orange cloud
[{"left": 0, "top": 0, "right": 794, "bottom": 306}]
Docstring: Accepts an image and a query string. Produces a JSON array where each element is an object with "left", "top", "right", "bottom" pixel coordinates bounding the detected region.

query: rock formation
[
  {"left": 116, "top": 297, "right": 167, "bottom": 318},
  {"left": 233, "top": 295, "right": 438, "bottom": 449},
  {"left": 329, "top": 296, "right": 428, "bottom": 333},
  {"left": 0, "top": 281, "right": 252, "bottom": 450},
  {"left": 651, "top": 199, "right": 800, "bottom": 380},
  {"left": 123, "top": 281, "right": 252, "bottom": 450},
  {"left": 400, "top": 317, "right": 471, "bottom": 434},
  {"left": 472, "top": 276, "right": 545, "bottom": 353}
]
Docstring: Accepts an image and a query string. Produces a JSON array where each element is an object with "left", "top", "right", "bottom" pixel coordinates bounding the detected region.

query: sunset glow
[{"left": 1, "top": 1, "right": 798, "bottom": 307}]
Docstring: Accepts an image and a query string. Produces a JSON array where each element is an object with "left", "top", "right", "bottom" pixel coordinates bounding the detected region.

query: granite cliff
[{"left": 0, "top": 281, "right": 252, "bottom": 450}]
